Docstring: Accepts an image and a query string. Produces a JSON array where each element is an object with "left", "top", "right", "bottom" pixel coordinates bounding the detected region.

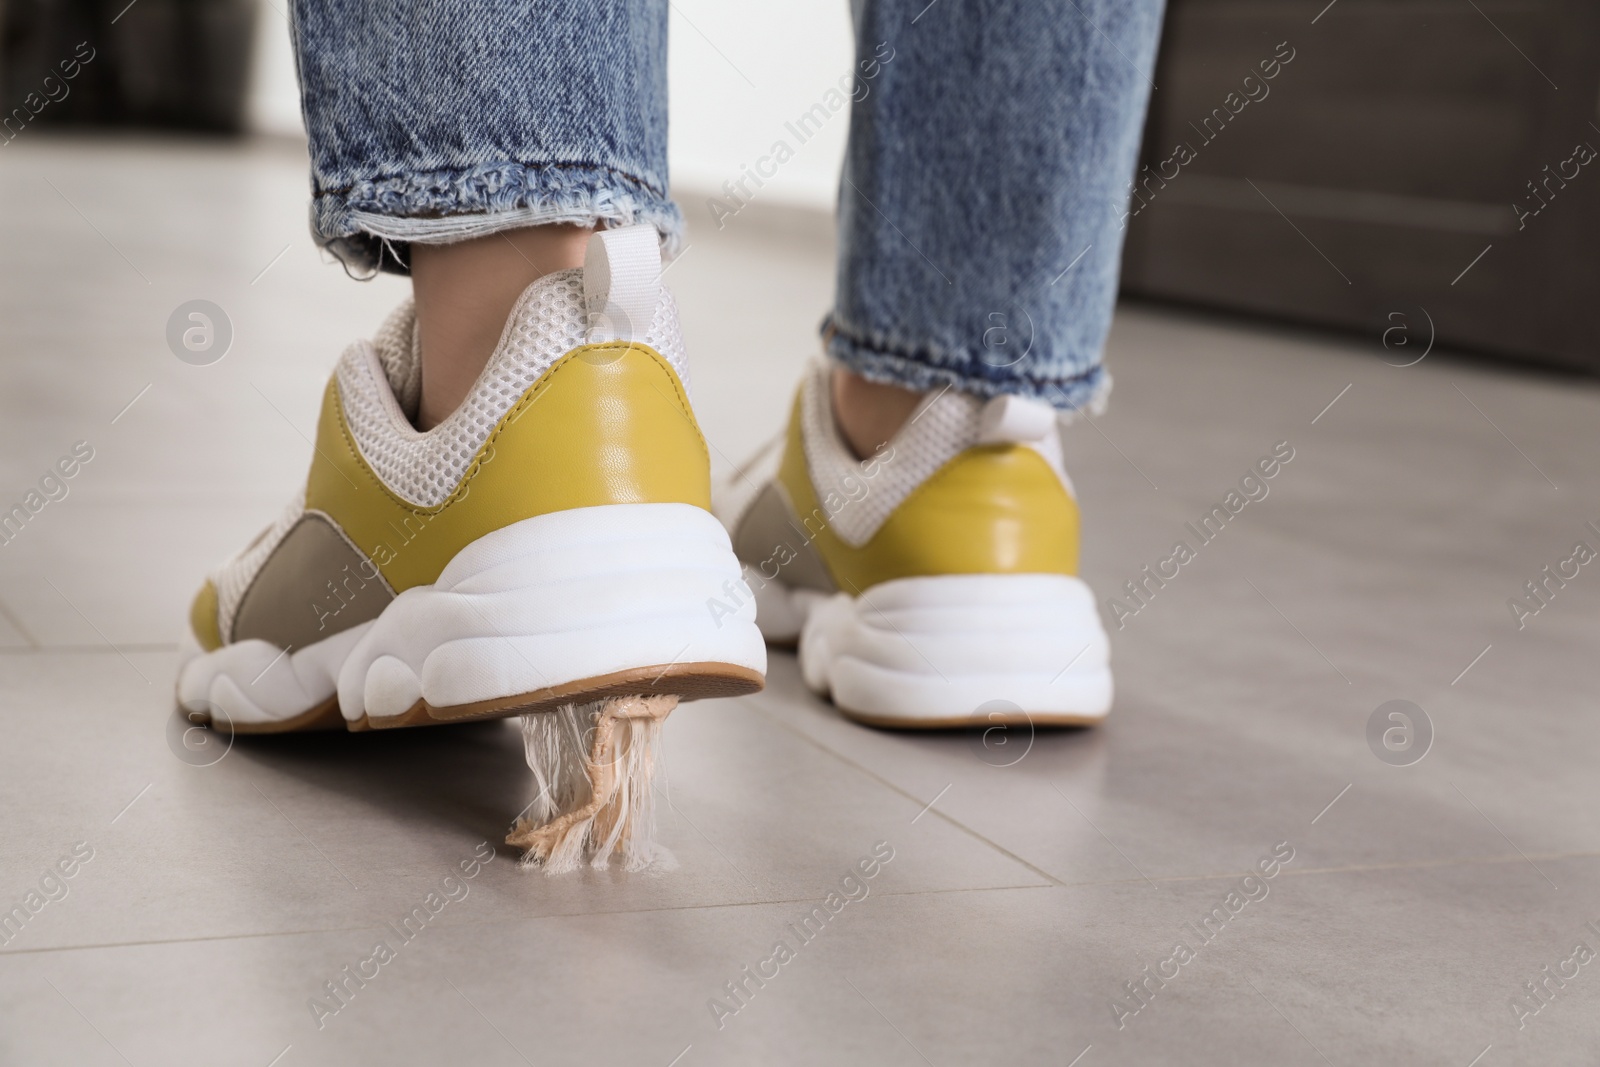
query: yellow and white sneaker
[
  {"left": 178, "top": 226, "right": 766, "bottom": 734},
  {"left": 718, "top": 363, "right": 1110, "bottom": 728}
]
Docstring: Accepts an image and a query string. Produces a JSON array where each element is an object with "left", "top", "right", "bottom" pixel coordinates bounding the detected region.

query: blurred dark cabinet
[
  {"left": 1, "top": 0, "right": 257, "bottom": 133},
  {"left": 1120, "top": 0, "right": 1600, "bottom": 372}
]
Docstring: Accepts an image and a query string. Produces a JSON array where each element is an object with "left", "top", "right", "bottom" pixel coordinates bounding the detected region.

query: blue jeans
[{"left": 291, "top": 0, "right": 1164, "bottom": 409}]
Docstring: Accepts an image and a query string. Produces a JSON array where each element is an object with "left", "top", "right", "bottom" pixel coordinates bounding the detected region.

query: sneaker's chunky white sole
[
  {"left": 760, "top": 573, "right": 1111, "bottom": 728},
  {"left": 176, "top": 504, "right": 766, "bottom": 733}
]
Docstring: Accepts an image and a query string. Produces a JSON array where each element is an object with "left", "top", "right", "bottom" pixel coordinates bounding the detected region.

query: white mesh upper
[
  {"left": 793, "top": 361, "right": 1071, "bottom": 548},
  {"left": 369, "top": 300, "right": 422, "bottom": 420},
  {"left": 338, "top": 269, "right": 689, "bottom": 509}
]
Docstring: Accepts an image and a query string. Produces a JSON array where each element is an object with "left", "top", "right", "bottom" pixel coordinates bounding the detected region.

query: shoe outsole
[
  {"left": 189, "top": 661, "right": 763, "bottom": 734},
  {"left": 194, "top": 696, "right": 347, "bottom": 734},
  {"left": 365, "top": 661, "right": 763, "bottom": 729},
  {"left": 832, "top": 706, "right": 1105, "bottom": 730},
  {"left": 754, "top": 573, "right": 1114, "bottom": 728}
]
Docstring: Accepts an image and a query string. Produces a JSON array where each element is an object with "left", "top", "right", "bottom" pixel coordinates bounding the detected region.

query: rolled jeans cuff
[
  {"left": 823, "top": 314, "right": 1113, "bottom": 419},
  {"left": 310, "top": 161, "right": 684, "bottom": 276}
]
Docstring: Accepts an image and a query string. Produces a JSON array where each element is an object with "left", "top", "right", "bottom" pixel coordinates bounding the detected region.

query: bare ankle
[
  {"left": 830, "top": 366, "right": 925, "bottom": 460},
  {"left": 410, "top": 224, "right": 593, "bottom": 429}
]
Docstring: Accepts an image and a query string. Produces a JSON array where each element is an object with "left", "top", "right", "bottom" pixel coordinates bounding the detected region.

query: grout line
[
  {"left": 0, "top": 883, "right": 1066, "bottom": 958},
  {"left": 7, "top": 844, "right": 1598, "bottom": 959},
  {"left": 1054, "top": 784, "right": 1158, "bottom": 891},
  {"left": 746, "top": 695, "right": 1068, "bottom": 887},
  {"left": 743, "top": 683, "right": 1600, "bottom": 893},
  {"left": 1452, "top": 781, "right": 1559, "bottom": 890},
  {"left": 0, "top": 643, "right": 180, "bottom": 655}
]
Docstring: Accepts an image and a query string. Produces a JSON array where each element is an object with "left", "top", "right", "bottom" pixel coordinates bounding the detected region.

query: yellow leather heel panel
[
  {"left": 306, "top": 343, "right": 710, "bottom": 592},
  {"left": 777, "top": 396, "right": 1079, "bottom": 592},
  {"left": 189, "top": 579, "right": 223, "bottom": 651}
]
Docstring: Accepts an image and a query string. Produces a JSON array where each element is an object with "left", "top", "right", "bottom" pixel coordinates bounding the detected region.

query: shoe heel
[
  {"left": 796, "top": 573, "right": 1112, "bottom": 727},
  {"left": 335, "top": 502, "right": 766, "bottom": 727}
]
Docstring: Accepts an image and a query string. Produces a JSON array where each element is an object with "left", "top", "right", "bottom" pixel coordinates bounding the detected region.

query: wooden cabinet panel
[{"left": 1121, "top": 0, "right": 1600, "bottom": 371}]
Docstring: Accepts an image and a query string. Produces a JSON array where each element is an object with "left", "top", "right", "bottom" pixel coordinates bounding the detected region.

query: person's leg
[
  {"left": 180, "top": 0, "right": 765, "bottom": 869},
  {"left": 828, "top": 0, "right": 1166, "bottom": 450},
  {"left": 720, "top": 0, "right": 1165, "bottom": 727},
  {"left": 410, "top": 225, "right": 592, "bottom": 428},
  {"left": 291, "top": 0, "right": 677, "bottom": 427},
  {"left": 829, "top": 367, "right": 924, "bottom": 460}
]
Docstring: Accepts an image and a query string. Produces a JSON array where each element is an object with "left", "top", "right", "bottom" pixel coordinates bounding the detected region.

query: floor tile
[{"left": 0, "top": 650, "right": 1041, "bottom": 954}]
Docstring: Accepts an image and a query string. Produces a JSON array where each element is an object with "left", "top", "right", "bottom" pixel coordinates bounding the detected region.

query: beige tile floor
[{"left": 2, "top": 136, "right": 1600, "bottom": 1066}]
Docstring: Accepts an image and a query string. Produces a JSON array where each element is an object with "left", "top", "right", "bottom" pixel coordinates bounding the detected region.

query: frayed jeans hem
[
  {"left": 310, "top": 160, "right": 684, "bottom": 276},
  {"left": 823, "top": 316, "right": 1112, "bottom": 420}
]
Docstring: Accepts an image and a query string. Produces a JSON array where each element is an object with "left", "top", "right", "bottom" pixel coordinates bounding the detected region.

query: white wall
[
  {"left": 247, "top": 1, "right": 851, "bottom": 214},
  {"left": 666, "top": 1, "right": 852, "bottom": 216},
  {"left": 247, "top": 2, "right": 304, "bottom": 138}
]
